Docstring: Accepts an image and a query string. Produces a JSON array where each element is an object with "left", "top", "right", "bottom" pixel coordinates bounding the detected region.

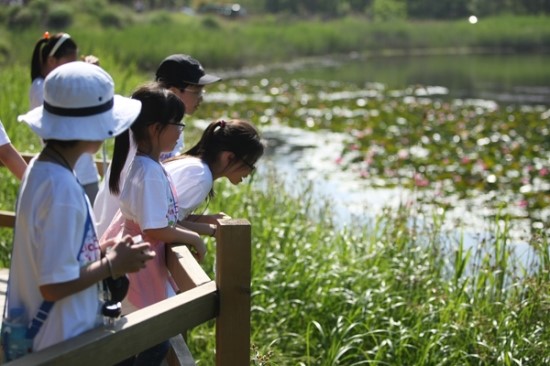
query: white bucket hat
[{"left": 18, "top": 61, "right": 141, "bottom": 141}]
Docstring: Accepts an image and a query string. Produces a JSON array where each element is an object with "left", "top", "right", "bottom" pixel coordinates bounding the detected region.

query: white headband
[{"left": 48, "top": 33, "right": 71, "bottom": 57}]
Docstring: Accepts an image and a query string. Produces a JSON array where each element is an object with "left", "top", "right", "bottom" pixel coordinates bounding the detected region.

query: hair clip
[
  {"left": 218, "top": 120, "right": 226, "bottom": 128},
  {"left": 43, "top": 31, "right": 50, "bottom": 39}
]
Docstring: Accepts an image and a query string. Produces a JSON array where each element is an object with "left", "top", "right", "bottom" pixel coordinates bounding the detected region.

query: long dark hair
[
  {"left": 109, "top": 83, "right": 185, "bottom": 195},
  {"left": 30, "top": 32, "right": 78, "bottom": 81}
]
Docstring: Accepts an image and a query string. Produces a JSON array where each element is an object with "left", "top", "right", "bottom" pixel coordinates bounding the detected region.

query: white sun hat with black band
[{"left": 18, "top": 61, "right": 141, "bottom": 141}]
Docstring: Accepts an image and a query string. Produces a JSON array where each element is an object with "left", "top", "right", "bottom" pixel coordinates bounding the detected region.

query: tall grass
[{"left": 182, "top": 170, "right": 549, "bottom": 365}]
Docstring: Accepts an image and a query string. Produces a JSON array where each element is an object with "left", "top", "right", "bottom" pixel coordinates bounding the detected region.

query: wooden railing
[{"left": 0, "top": 155, "right": 251, "bottom": 365}]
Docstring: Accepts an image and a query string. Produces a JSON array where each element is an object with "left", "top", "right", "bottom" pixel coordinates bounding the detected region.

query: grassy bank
[{"left": 1, "top": 12, "right": 550, "bottom": 72}]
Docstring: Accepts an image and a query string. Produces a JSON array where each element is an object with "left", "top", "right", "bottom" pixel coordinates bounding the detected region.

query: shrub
[
  {"left": 148, "top": 11, "right": 173, "bottom": 25},
  {"left": 0, "top": 38, "right": 10, "bottom": 64},
  {"left": 47, "top": 5, "right": 74, "bottom": 29},
  {"left": 7, "top": 7, "right": 40, "bottom": 29},
  {"left": 79, "top": 0, "right": 110, "bottom": 17},
  {"left": 201, "top": 16, "right": 221, "bottom": 29},
  {"left": 99, "top": 8, "right": 124, "bottom": 28},
  {"left": 28, "top": 0, "right": 50, "bottom": 15}
]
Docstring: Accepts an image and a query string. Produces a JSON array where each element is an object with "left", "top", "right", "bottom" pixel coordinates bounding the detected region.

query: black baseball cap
[{"left": 155, "top": 54, "right": 221, "bottom": 87}]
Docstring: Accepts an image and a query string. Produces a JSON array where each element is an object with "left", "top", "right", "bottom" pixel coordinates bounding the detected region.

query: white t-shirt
[
  {"left": 7, "top": 158, "right": 102, "bottom": 351},
  {"left": 164, "top": 156, "right": 213, "bottom": 221},
  {"left": 119, "top": 155, "right": 177, "bottom": 229},
  {"left": 29, "top": 77, "right": 99, "bottom": 185},
  {"left": 0, "top": 119, "right": 10, "bottom": 146},
  {"left": 113, "top": 155, "right": 178, "bottom": 309}
]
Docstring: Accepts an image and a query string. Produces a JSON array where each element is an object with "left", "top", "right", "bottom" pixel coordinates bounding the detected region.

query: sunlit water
[{"left": 257, "top": 124, "right": 535, "bottom": 268}]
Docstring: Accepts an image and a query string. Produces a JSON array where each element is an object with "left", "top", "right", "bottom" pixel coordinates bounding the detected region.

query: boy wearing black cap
[{"left": 155, "top": 54, "right": 221, "bottom": 159}]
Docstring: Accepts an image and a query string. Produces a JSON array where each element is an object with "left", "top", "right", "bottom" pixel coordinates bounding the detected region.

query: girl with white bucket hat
[{"left": 4, "top": 62, "right": 155, "bottom": 355}]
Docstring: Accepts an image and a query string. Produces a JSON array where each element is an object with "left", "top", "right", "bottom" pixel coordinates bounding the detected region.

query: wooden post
[{"left": 215, "top": 219, "right": 251, "bottom": 366}]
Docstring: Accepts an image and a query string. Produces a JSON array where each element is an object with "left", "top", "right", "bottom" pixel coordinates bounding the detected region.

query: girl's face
[
  {"left": 158, "top": 122, "right": 184, "bottom": 153},
  {"left": 224, "top": 156, "right": 256, "bottom": 185},
  {"left": 83, "top": 141, "right": 103, "bottom": 155}
]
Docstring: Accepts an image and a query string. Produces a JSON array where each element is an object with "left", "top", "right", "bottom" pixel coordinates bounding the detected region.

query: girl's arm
[
  {"left": 39, "top": 236, "right": 155, "bottom": 302},
  {"left": 0, "top": 143, "right": 27, "bottom": 180},
  {"left": 184, "top": 212, "right": 231, "bottom": 225},
  {"left": 178, "top": 220, "right": 216, "bottom": 237},
  {"left": 144, "top": 226, "right": 206, "bottom": 262}
]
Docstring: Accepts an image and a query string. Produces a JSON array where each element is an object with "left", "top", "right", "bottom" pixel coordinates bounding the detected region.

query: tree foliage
[
  {"left": 103, "top": 0, "right": 550, "bottom": 19},
  {"left": 159, "top": 0, "right": 550, "bottom": 19}
]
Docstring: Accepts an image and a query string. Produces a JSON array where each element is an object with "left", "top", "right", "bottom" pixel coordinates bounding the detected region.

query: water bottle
[{"left": 2, "top": 307, "right": 32, "bottom": 361}]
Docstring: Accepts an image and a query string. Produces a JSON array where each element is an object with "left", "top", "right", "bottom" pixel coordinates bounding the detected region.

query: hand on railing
[
  {"left": 105, "top": 235, "right": 156, "bottom": 277},
  {"left": 171, "top": 234, "right": 207, "bottom": 263}
]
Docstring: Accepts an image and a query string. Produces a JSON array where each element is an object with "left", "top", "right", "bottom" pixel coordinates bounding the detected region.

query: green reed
[{"left": 178, "top": 167, "right": 549, "bottom": 365}]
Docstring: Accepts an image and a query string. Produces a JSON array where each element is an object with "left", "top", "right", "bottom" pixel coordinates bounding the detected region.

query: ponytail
[
  {"left": 109, "top": 130, "right": 131, "bottom": 195},
  {"left": 30, "top": 38, "right": 49, "bottom": 81}
]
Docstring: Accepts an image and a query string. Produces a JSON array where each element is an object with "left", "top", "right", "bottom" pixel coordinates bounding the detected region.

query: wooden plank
[
  {"left": 0, "top": 268, "right": 8, "bottom": 314},
  {"left": 167, "top": 245, "right": 211, "bottom": 293},
  {"left": 165, "top": 246, "right": 210, "bottom": 365},
  {"left": 5, "top": 281, "right": 218, "bottom": 366},
  {"left": 215, "top": 219, "right": 251, "bottom": 366},
  {"left": 166, "top": 335, "right": 197, "bottom": 366},
  {"left": 0, "top": 210, "right": 15, "bottom": 228},
  {"left": 0, "top": 153, "right": 109, "bottom": 178}
]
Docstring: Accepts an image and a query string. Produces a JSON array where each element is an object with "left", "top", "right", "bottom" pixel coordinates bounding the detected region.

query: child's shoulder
[
  {"left": 131, "top": 155, "right": 166, "bottom": 178},
  {"left": 164, "top": 156, "right": 208, "bottom": 177},
  {"left": 22, "top": 161, "right": 84, "bottom": 204},
  {"left": 164, "top": 156, "right": 203, "bottom": 170}
]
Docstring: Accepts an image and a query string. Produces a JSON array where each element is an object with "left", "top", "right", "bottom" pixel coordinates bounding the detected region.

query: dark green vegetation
[
  {"left": 0, "top": 7, "right": 549, "bottom": 365},
  {"left": 1, "top": 1, "right": 550, "bottom": 70}
]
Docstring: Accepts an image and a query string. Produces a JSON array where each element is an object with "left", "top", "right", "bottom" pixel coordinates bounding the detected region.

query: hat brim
[
  {"left": 18, "top": 95, "right": 141, "bottom": 141},
  {"left": 196, "top": 73, "right": 222, "bottom": 85}
]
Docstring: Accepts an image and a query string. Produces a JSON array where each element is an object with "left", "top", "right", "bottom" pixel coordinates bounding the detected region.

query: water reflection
[
  {"left": 259, "top": 124, "right": 536, "bottom": 268},
  {"left": 231, "top": 53, "right": 550, "bottom": 105}
]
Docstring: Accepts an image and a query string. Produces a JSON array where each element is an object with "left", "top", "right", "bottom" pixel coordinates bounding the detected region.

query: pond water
[
  {"left": 241, "top": 52, "right": 550, "bottom": 105},
  {"left": 205, "top": 52, "right": 550, "bottom": 267}
]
